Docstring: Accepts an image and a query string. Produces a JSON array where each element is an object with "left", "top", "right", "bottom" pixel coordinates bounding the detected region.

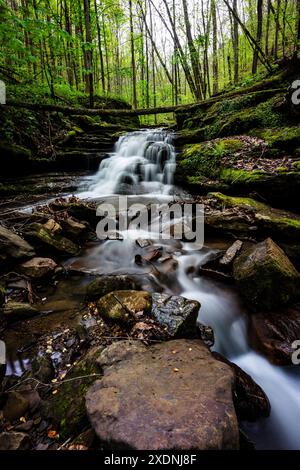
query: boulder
[
  {"left": 60, "top": 217, "right": 87, "bottom": 238},
  {"left": 23, "top": 222, "right": 80, "bottom": 256},
  {"left": 97, "top": 290, "right": 152, "bottom": 324},
  {"left": 86, "top": 340, "right": 239, "bottom": 450},
  {"left": 31, "top": 355, "right": 55, "bottom": 383},
  {"left": 151, "top": 293, "right": 200, "bottom": 338},
  {"left": 3, "top": 391, "right": 29, "bottom": 422},
  {"left": 86, "top": 275, "right": 138, "bottom": 300},
  {"left": 2, "top": 302, "right": 39, "bottom": 322},
  {"left": 212, "top": 352, "right": 270, "bottom": 421},
  {"left": 19, "top": 257, "right": 57, "bottom": 279},
  {"left": 249, "top": 305, "right": 300, "bottom": 365},
  {"left": 233, "top": 238, "right": 300, "bottom": 310},
  {"left": 0, "top": 432, "right": 30, "bottom": 450},
  {"left": 0, "top": 225, "right": 35, "bottom": 261}
]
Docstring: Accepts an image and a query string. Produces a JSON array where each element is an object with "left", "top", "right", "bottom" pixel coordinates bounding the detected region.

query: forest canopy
[{"left": 0, "top": 0, "right": 299, "bottom": 109}]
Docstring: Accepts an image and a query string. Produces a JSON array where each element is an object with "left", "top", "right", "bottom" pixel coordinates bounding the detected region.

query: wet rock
[
  {"left": 23, "top": 222, "right": 80, "bottom": 256},
  {"left": 0, "top": 225, "right": 35, "bottom": 261},
  {"left": 86, "top": 340, "right": 239, "bottom": 450},
  {"left": 212, "top": 352, "right": 271, "bottom": 421},
  {"left": 60, "top": 217, "right": 87, "bottom": 238},
  {"left": 233, "top": 238, "right": 300, "bottom": 310},
  {"left": 43, "top": 219, "right": 61, "bottom": 234},
  {"left": 31, "top": 355, "right": 55, "bottom": 383},
  {"left": 49, "top": 199, "right": 97, "bottom": 227},
  {"left": 19, "top": 257, "right": 57, "bottom": 279},
  {"left": 3, "top": 391, "right": 29, "bottom": 422},
  {"left": 197, "top": 323, "right": 215, "bottom": 348},
  {"left": 136, "top": 238, "right": 152, "bottom": 248},
  {"left": 43, "top": 346, "right": 102, "bottom": 439},
  {"left": 2, "top": 302, "right": 39, "bottom": 322},
  {"left": 97, "top": 290, "right": 152, "bottom": 324},
  {"left": 249, "top": 305, "right": 300, "bottom": 365},
  {"left": 151, "top": 293, "right": 200, "bottom": 338},
  {"left": 0, "top": 432, "right": 30, "bottom": 450},
  {"left": 219, "top": 240, "right": 243, "bottom": 268},
  {"left": 86, "top": 275, "right": 138, "bottom": 301}
]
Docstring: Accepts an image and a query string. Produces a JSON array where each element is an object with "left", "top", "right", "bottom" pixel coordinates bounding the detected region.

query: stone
[
  {"left": 3, "top": 391, "right": 29, "bottom": 422},
  {"left": 97, "top": 290, "right": 152, "bottom": 324},
  {"left": 233, "top": 238, "right": 300, "bottom": 310},
  {"left": 86, "top": 340, "right": 239, "bottom": 450},
  {"left": 212, "top": 352, "right": 270, "bottom": 421},
  {"left": 151, "top": 293, "right": 200, "bottom": 338},
  {"left": 19, "top": 257, "right": 57, "bottom": 279},
  {"left": 219, "top": 240, "right": 243, "bottom": 267},
  {"left": 0, "top": 225, "right": 35, "bottom": 260},
  {"left": 0, "top": 432, "right": 30, "bottom": 450},
  {"left": 43, "top": 219, "right": 61, "bottom": 234},
  {"left": 60, "top": 217, "right": 87, "bottom": 238},
  {"left": 23, "top": 222, "right": 80, "bottom": 256},
  {"left": 2, "top": 302, "right": 39, "bottom": 322},
  {"left": 249, "top": 305, "right": 300, "bottom": 365},
  {"left": 86, "top": 275, "right": 138, "bottom": 300}
]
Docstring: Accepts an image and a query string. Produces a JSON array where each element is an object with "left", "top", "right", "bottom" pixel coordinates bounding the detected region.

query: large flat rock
[{"left": 86, "top": 339, "right": 239, "bottom": 450}]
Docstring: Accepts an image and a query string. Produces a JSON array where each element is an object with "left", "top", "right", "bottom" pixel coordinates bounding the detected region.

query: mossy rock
[
  {"left": 251, "top": 126, "right": 300, "bottom": 152},
  {"left": 97, "top": 290, "right": 152, "bottom": 324},
  {"left": 233, "top": 238, "right": 300, "bottom": 311},
  {"left": 43, "top": 346, "right": 103, "bottom": 439},
  {"left": 208, "top": 193, "right": 300, "bottom": 242},
  {"left": 23, "top": 222, "right": 80, "bottom": 257}
]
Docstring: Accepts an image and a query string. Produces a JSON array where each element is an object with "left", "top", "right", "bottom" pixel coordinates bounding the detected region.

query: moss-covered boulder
[
  {"left": 97, "top": 290, "right": 152, "bottom": 324},
  {"left": 0, "top": 225, "right": 35, "bottom": 261},
  {"left": 208, "top": 193, "right": 300, "bottom": 243},
  {"left": 233, "top": 238, "right": 300, "bottom": 310},
  {"left": 23, "top": 222, "right": 80, "bottom": 257},
  {"left": 251, "top": 126, "right": 300, "bottom": 153}
]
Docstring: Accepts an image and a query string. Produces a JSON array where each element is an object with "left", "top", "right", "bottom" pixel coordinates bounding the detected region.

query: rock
[
  {"left": 19, "top": 257, "right": 57, "bottom": 279},
  {"left": 219, "top": 240, "right": 243, "bottom": 267},
  {"left": 86, "top": 275, "right": 138, "bottom": 300},
  {"left": 2, "top": 302, "right": 39, "bottom": 322},
  {"left": 0, "top": 432, "right": 30, "bottom": 450},
  {"left": 233, "top": 238, "right": 300, "bottom": 310},
  {"left": 212, "top": 352, "right": 270, "bottom": 421},
  {"left": 14, "top": 420, "right": 34, "bottom": 432},
  {"left": 43, "top": 346, "right": 102, "bottom": 439},
  {"left": 43, "top": 219, "right": 62, "bottom": 234},
  {"left": 3, "top": 391, "right": 29, "bottom": 422},
  {"left": 151, "top": 293, "right": 200, "bottom": 338},
  {"left": 0, "top": 225, "right": 35, "bottom": 261},
  {"left": 197, "top": 323, "right": 215, "bottom": 348},
  {"left": 249, "top": 305, "right": 300, "bottom": 365},
  {"left": 86, "top": 340, "right": 239, "bottom": 450},
  {"left": 97, "top": 290, "right": 152, "bottom": 324},
  {"left": 23, "top": 222, "right": 80, "bottom": 256},
  {"left": 136, "top": 238, "right": 152, "bottom": 248},
  {"left": 60, "top": 217, "right": 87, "bottom": 238},
  {"left": 49, "top": 199, "right": 97, "bottom": 227},
  {"left": 31, "top": 356, "right": 55, "bottom": 383}
]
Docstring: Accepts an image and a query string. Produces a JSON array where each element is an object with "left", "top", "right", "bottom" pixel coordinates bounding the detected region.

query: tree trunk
[
  {"left": 129, "top": 0, "right": 138, "bottom": 109},
  {"left": 94, "top": 0, "right": 105, "bottom": 93},
  {"left": 233, "top": 0, "right": 239, "bottom": 83},
  {"left": 211, "top": 0, "right": 218, "bottom": 95},
  {"left": 83, "top": 0, "right": 94, "bottom": 108},
  {"left": 252, "top": 0, "right": 263, "bottom": 74}
]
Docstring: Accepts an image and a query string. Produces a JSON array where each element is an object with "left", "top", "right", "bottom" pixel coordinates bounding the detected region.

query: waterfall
[
  {"left": 81, "top": 129, "right": 176, "bottom": 197},
  {"left": 76, "top": 128, "right": 300, "bottom": 449}
]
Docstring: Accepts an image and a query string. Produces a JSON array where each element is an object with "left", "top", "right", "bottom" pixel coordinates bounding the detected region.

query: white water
[{"left": 79, "top": 129, "right": 300, "bottom": 449}]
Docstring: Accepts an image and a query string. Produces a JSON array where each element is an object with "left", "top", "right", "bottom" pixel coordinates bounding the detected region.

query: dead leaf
[{"left": 48, "top": 430, "right": 59, "bottom": 439}]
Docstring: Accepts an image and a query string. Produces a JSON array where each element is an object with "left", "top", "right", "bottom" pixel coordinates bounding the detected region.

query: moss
[
  {"left": 0, "top": 286, "right": 6, "bottom": 306},
  {"left": 208, "top": 192, "right": 266, "bottom": 210},
  {"left": 251, "top": 126, "right": 300, "bottom": 151},
  {"left": 293, "top": 160, "right": 300, "bottom": 170},
  {"left": 46, "top": 349, "right": 102, "bottom": 439},
  {"left": 219, "top": 168, "right": 267, "bottom": 185}
]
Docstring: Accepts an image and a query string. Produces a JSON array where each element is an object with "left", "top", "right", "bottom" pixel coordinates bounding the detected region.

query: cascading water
[
  {"left": 81, "top": 129, "right": 176, "bottom": 197},
  {"left": 76, "top": 128, "right": 300, "bottom": 449}
]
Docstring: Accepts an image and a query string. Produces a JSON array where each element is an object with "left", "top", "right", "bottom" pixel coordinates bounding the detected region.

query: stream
[{"left": 5, "top": 129, "right": 300, "bottom": 450}]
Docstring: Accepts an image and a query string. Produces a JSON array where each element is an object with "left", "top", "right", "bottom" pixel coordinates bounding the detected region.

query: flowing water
[{"left": 76, "top": 129, "right": 300, "bottom": 449}]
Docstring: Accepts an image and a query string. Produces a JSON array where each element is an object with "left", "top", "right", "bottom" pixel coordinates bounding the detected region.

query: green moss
[
  {"left": 252, "top": 126, "right": 300, "bottom": 151},
  {"left": 208, "top": 192, "right": 266, "bottom": 210},
  {"left": 219, "top": 168, "right": 267, "bottom": 185},
  {"left": 293, "top": 160, "right": 300, "bottom": 170}
]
